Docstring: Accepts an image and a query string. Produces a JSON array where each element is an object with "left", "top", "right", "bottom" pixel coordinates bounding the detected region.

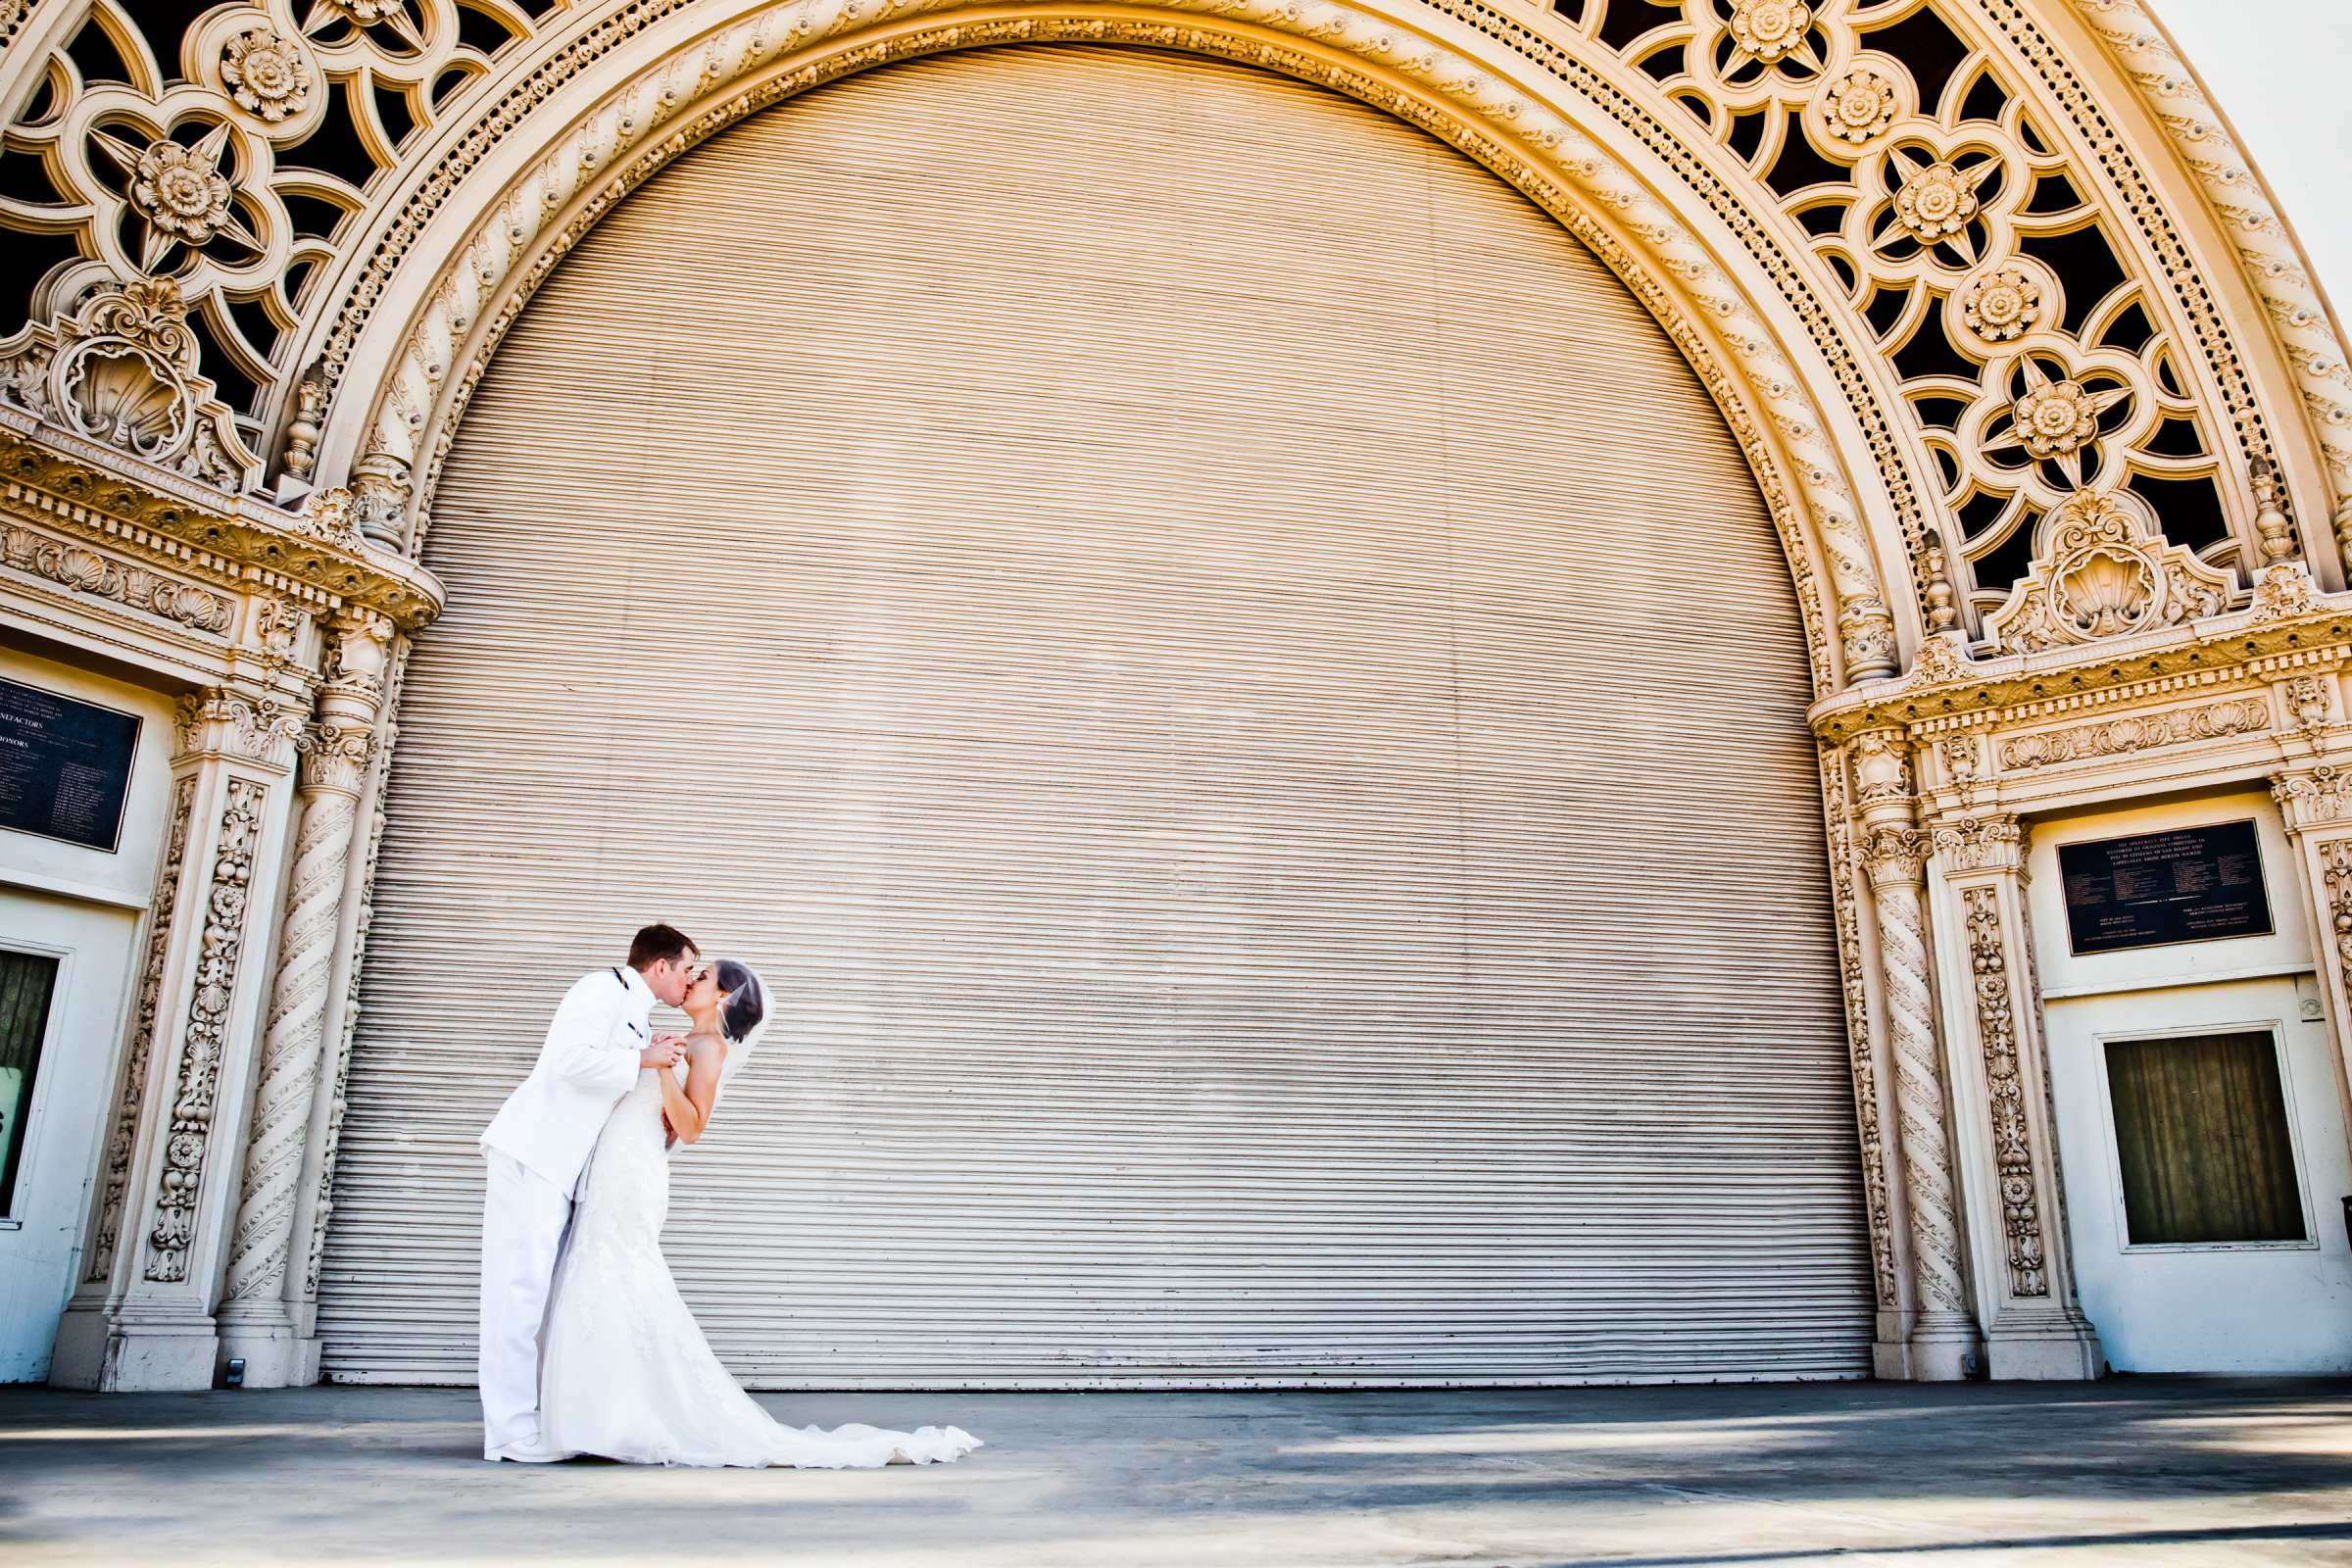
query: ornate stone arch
[
  {"left": 297, "top": 0, "right": 1917, "bottom": 694},
  {"left": 13, "top": 0, "right": 2352, "bottom": 1393}
]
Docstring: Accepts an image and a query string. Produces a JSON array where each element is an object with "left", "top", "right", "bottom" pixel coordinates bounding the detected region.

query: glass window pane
[
  {"left": 2104, "top": 1030, "right": 2304, "bottom": 1246},
  {"left": 0, "top": 949, "right": 61, "bottom": 1217}
]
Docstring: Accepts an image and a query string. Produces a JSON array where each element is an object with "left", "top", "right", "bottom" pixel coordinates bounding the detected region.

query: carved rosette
[
  {"left": 83, "top": 774, "right": 198, "bottom": 1284},
  {"left": 146, "top": 777, "right": 265, "bottom": 1282},
  {"left": 1959, "top": 885, "right": 2049, "bottom": 1298}
]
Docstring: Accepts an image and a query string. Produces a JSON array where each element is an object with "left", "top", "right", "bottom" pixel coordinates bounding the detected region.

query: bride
[{"left": 536, "top": 958, "right": 980, "bottom": 1468}]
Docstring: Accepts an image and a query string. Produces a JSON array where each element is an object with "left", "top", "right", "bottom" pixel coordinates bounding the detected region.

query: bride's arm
[{"left": 658, "top": 1036, "right": 726, "bottom": 1145}]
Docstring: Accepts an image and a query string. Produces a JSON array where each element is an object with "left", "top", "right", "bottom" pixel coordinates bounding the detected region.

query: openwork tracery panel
[
  {"left": 0, "top": 0, "right": 565, "bottom": 468},
  {"left": 0, "top": 0, "right": 2338, "bottom": 659},
  {"left": 1552, "top": 0, "right": 2258, "bottom": 624}
]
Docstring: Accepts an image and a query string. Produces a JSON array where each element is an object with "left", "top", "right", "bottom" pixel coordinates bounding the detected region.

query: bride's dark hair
[{"left": 715, "top": 958, "right": 765, "bottom": 1043}]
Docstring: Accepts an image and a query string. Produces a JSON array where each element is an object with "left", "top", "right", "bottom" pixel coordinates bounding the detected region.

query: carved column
[
  {"left": 1926, "top": 813, "right": 2101, "bottom": 1379},
  {"left": 49, "top": 690, "right": 302, "bottom": 1391},
  {"left": 1819, "top": 742, "right": 1914, "bottom": 1376},
  {"left": 217, "top": 612, "right": 392, "bottom": 1385},
  {"left": 1852, "top": 731, "right": 1981, "bottom": 1379},
  {"left": 2270, "top": 765, "right": 2352, "bottom": 1136}
]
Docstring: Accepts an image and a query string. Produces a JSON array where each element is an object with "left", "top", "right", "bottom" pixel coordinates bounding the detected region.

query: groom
[{"left": 476, "top": 922, "right": 700, "bottom": 1461}]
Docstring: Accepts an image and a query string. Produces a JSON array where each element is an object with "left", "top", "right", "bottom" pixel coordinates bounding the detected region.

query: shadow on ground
[{"left": 3, "top": 1378, "right": 2349, "bottom": 1565}]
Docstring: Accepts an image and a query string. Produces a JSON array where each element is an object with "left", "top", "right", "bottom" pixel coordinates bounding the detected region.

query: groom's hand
[{"left": 640, "top": 1039, "right": 685, "bottom": 1069}]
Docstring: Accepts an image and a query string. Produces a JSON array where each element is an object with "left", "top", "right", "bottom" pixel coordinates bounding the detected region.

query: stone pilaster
[
  {"left": 1851, "top": 730, "right": 1982, "bottom": 1379},
  {"left": 49, "top": 690, "right": 302, "bottom": 1391},
  {"left": 217, "top": 613, "right": 393, "bottom": 1385},
  {"left": 1819, "top": 741, "right": 1914, "bottom": 1376},
  {"left": 1927, "top": 813, "right": 2101, "bottom": 1379},
  {"left": 2270, "top": 765, "right": 2352, "bottom": 1135}
]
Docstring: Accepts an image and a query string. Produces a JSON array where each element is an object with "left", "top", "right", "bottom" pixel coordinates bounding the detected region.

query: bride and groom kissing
[{"left": 475, "top": 922, "right": 981, "bottom": 1468}]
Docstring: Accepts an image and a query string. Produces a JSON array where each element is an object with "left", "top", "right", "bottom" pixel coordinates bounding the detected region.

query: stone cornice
[
  {"left": 1811, "top": 591, "right": 2352, "bottom": 744},
  {"left": 0, "top": 410, "right": 443, "bottom": 632}
]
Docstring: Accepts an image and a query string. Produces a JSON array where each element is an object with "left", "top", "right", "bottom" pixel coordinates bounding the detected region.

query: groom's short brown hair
[{"left": 627, "top": 923, "right": 698, "bottom": 971}]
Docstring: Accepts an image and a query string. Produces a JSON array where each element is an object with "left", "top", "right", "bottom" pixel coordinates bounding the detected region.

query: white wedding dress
[{"left": 537, "top": 1066, "right": 980, "bottom": 1467}]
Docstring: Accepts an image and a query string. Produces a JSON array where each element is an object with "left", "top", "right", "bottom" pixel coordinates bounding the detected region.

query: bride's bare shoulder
[{"left": 686, "top": 1031, "right": 729, "bottom": 1058}]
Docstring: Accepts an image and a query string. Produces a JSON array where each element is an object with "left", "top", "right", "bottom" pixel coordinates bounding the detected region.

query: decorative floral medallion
[
  {"left": 131, "top": 141, "right": 233, "bottom": 246},
  {"left": 1890, "top": 158, "right": 1984, "bottom": 244},
  {"left": 1729, "top": 0, "right": 1814, "bottom": 66},
  {"left": 1981, "top": 357, "right": 2130, "bottom": 483},
  {"left": 222, "top": 28, "right": 313, "bottom": 123},
  {"left": 91, "top": 122, "right": 261, "bottom": 270},
  {"left": 1960, "top": 266, "right": 2041, "bottom": 343},
  {"left": 1819, "top": 68, "right": 1897, "bottom": 145}
]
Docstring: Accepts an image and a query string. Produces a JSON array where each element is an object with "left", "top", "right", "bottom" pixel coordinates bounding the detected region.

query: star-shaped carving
[
  {"left": 1979, "top": 356, "right": 2130, "bottom": 486},
  {"left": 90, "top": 122, "right": 262, "bottom": 271},
  {"left": 301, "top": 0, "right": 426, "bottom": 53},
  {"left": 1874, "top": 149, "right": 2000, "bottom": 266}
]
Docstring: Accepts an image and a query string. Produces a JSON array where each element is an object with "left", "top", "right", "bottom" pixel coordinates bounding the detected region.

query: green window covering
[
  {"left": 2104, "top": 1030, "right": 2305, "bottom": 1246},
  {"left": 0, "top": 949, "right": 61, "bottom": 1217}
]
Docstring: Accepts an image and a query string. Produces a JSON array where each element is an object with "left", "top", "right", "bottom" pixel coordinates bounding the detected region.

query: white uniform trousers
[{"left": 478, "top": 1149, "right": 572, "bottom": 1456}]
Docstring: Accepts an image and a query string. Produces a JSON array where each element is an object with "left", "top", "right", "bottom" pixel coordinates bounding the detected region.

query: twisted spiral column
[
  {"left": 218, "top": 614, "right": 390, "bottom": 1384},
  {"left": 1859, "top": 774, "right": 1982, "bottom": 1379},
  {"left": 220, "top": 756, "right": 364, "bottom": 1303}
]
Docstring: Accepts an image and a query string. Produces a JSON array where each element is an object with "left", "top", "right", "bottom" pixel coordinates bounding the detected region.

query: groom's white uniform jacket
[{"left": 481, "top": 966, "right": 655, "bottom": 1195}]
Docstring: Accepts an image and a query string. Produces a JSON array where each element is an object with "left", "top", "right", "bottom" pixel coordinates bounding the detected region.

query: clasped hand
[{"left": 639, "top": 1032, "right": 686, "bottom": 1069}]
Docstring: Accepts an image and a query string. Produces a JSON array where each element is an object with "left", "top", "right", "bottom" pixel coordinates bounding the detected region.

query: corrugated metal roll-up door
[{"left": 317, "top": 44, "right": 1871, "bottom": 1387}]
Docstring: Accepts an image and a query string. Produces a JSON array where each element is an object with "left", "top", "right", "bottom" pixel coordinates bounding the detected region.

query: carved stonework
[
  {"left": 2319, "top": 839, "right": 2352, "bottom": 1000},
  {"left": 174, "top": 691, "right": 303, "bottom": 766},
  {"left": 296, "top": 724, "right": 375, "bottom": 795},
  {"left": 2274, "top": 766, "right": 2352, "bottom": 833},
  {"left": 84, "top": 774, "right": 197, "bottom": 1284},
  {"left": 1961, "top": 886, "right": 2049, "bottom": 1298},
  {"left": 1861, "top": 826, "right": 1972, "bottom": 1317},
  {"left": 3, "top": 524, "right": 234, "bottom": 634},
  {"left": 1981, "top": 490, "right": 2236, "bottom": 656},
  {"left": 306, "top": 638, "right": 410, "bottom": 1302},
  {"left": 0, "top": 277, "right": 261, "bottom": 492},
  {"left": 146, "top": 776, "right": 266, "bottom": 1283},
  {"left": 293, "top": 487, "right": 368, "bottom": 552},
  {"left": 1820, "top": 746, "right": 1899, "bottom": 1309},
  {"left": 1937, "top": 734, "right": 1984, "bottom": 808},
  {"left": 223, "top": 745, "right": 365, "bottom": 1304},
  {"left": 1853, "top": 729, "right": 1912, "bottom": 806},
  {"left": 2248, "top": 563, "right": 2320, "bottom": 623},
  {"left": 323, "top": 611, "right": 396, "bottom": 705},
  {"left": 1933, "top": 814, "right": 2023, "bottom": 874},
  {"left": 0, "top": 423, "right": 443, "bottom": 633},
  {"left": 1996, "top": 696, "right": 2271, "bottom": 771},
  {"left": 2283, "top": 675, "right": 2333, "bottom": 733}
]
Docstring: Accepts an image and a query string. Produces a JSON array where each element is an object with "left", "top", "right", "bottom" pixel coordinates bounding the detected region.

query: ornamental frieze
[
  {"left": 0, "top": 415, "right": 443, "bottom": 633},
  {"left": 1995, "top": 696, "right": 2273, "bottom": 772},
  {"left": 2, "top": 522, "right": 233, "bottom": 634}
]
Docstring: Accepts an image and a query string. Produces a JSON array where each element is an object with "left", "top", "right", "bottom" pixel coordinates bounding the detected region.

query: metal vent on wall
[{"left": 316, "top": 44, "right": 1871, "bottom": 1387}]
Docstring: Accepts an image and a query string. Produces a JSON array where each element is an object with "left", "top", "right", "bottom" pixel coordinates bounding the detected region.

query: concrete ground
[{"left": 3, "top": 1380, "right": 2350, "bottom": 1567}]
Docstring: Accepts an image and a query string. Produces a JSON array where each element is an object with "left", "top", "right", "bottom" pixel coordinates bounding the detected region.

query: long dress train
[{"left": 538, "top": 1068, "right": 980, "bottom": 1467}]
